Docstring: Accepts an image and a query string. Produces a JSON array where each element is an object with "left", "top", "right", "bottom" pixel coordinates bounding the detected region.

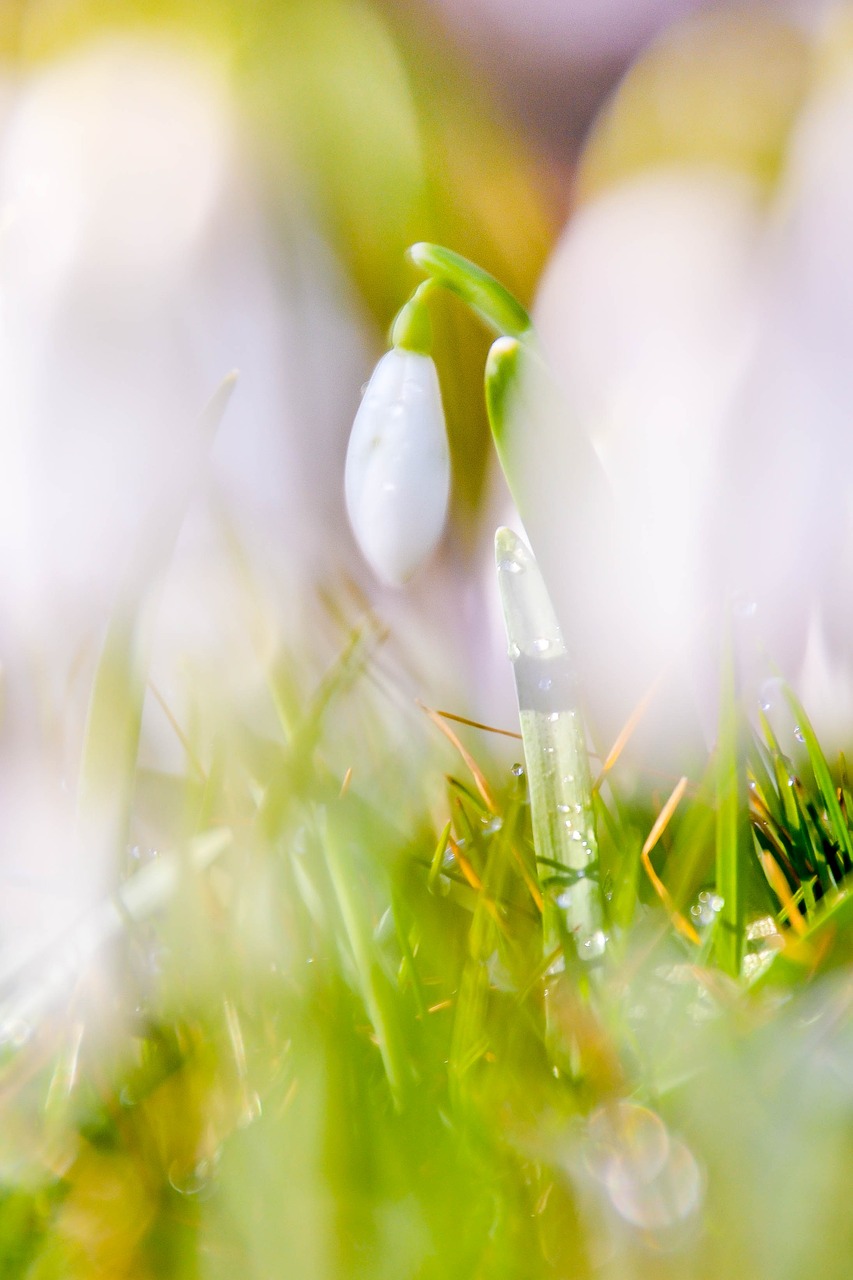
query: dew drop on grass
[
  {"left": 511, "top": 763, "right": 525, "bottom": 778},
  {"left": 582, "top": 930, "right": 607, "bottom": 959},
  {"left": 168, "top": 1154, "right": 220, "bottom": 1199},
  {"left": 584, "top": 1102, "right": 702, "bottom": 1232},
  {"left": 690, "top": 891, "right": 724, "bottom": 927},
  {"left": 607, "top": 1136, "right": 702, "bottom": 1231},
  {"left": 499, "top": 555, "right": 523, "bottom": 574},
  {"left": 794, "top": 726, "right": 805, "bottom": 743},
  {"left": 238, "top": 1091, "right": 263, "bottom": 1128},
  {"left": 758, "top": 676, "right": 784, "bottom": 713},
  {"left": 531, "top": 637, "right": 553, "bottom": 653}
]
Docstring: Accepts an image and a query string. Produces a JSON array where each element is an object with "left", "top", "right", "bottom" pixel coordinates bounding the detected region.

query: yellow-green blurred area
[{"left": 578, "top": 10, "right": 813, "bottom": 200}]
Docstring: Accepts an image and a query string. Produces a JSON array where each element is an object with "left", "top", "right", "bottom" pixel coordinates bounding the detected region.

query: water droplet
[
  {"left": 168, "top": 1154, "right": 220, "bottom": 1199},
  {"left": 481, "top": 816, "right": 503, "bottom": 836},
  {"left": 507, "top": 641, "right": 521, "bottom": 661},
  {"left": 746, "top": 915, "right": 778, "bottom": 941},
  {"left": 690, "top": 891, "right": 724, "bottom": 927},
  {"left": 486, "top": 950, "right": 516, "bottom": 993},
  {"left": 585, "top": 1104, "right": 667, "bottom": 1182},
  {"left": 556, "top": 803, "right": 570, "bottom": 814},
  {"left": 571, "top": 830, "right": 583, "bottom": 841},
  {"left": 538, "top": 676, "right": 553, "bottom": 692},
  {"left": 511, "top": 763, "right": 525, "bottom": 778},
  {"left": 607, "top": 1137, "right": 702, "bottom": 1231},
  {"left": 373, "top": 907, "right": 396, "bottom": 944},
  {"left": 499, "top": 555, "right": 523, "bottom": 575},
  {"left": 794, "top": 726, "right": 805, "bottom": 743},
  {"left": 582, "top": 930, "right": 607, "bottom": 959},
  {"left": 238, "top": 1091, "right": 263, "bottom": 1128},
  {"left": 758, "top": 676, "right": 784, "bottom": 713},
  {"left": 531, "top": 637, "right": 553, "bottom": 653}
]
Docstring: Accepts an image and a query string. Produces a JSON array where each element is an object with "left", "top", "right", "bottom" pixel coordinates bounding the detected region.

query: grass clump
[{"left": 2, "top": 579, "right": 853, "bottom": 1278}]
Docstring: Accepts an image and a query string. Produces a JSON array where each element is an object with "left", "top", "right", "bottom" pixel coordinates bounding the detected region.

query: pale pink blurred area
[
  {"left": 0, "top": 34, "right": 368, "bottom": 972},
  {"left": 414, "top": 0, "right": 823, "bottom": 154},
  {"left": 429, "top": 0, "right": 706, "bottom": 61}
]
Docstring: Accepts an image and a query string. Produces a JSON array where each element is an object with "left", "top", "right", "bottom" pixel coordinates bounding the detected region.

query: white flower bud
[{"left": 345, "top": 347, "right": 450, "bottom": 586}]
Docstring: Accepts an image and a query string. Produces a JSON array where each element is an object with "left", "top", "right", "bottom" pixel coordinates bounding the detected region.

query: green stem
[{"left": 407, "top": 243, "right": 533, "bottom": 340}]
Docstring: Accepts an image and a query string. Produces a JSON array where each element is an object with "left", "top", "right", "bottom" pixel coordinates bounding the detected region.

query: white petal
[{"left": 345, "top": 348, "right": 450, "bottom": 586}]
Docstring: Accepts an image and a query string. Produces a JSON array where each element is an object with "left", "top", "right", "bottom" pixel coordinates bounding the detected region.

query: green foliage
[{"left": 4, "top": 568, "right": 853, "bottom": 1279}]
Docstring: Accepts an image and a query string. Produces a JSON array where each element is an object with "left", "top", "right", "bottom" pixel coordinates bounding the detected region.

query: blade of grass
[
  {"left": 494, "top": 528, "right": 604, "bottom": 965},
  {"left": 714, "top": 630, "right": 751, "bottom": 977},
  {"left": 783, "top": 686, "right": 853, "bottom": 866}
]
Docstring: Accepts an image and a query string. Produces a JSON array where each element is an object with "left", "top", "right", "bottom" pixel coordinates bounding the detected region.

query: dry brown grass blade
[
  {"left": 758, "top": 850, "right": 808, "bottom": 937},
  {"left": 593, "top": 676, "right": 662, "bottom": 792},
  {"left": 641, "top": 776, "right": 700, "bottom": 946},
  {"left": 418, "top": 700, "right": 497, "bottom": 813},
  {"left": 433, "top": 707, "right": 522, "bottom": 741},
  {"left": 448, "top": 836, "right": 506, "bottom": 932}
]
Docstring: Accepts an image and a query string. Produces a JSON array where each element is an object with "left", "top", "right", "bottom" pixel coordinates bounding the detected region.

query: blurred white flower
[
  {"left": 345, "top": 347, "right": 450, "bottom": 587},
  {"left": 525, "top": 168, "right": 762, "bottom": 755},
  {"left": 518, "top": 61, "right": 853, "bottom": 758}
]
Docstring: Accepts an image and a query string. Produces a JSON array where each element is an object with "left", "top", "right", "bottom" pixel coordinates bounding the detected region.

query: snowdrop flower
[{"left": 345, "top": 343, "right": 450, "bottom": 587}]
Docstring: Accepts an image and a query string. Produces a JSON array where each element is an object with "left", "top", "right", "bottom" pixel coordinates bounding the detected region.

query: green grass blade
[
  {"left": 494, "top": 527, "right": 604, "bottom": 965},
  {"left": 714, "top": 633, "right": 751, "bottom": 977},
  {"left": 783, "top": 686, "right": 853, "bottom": 866}
]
